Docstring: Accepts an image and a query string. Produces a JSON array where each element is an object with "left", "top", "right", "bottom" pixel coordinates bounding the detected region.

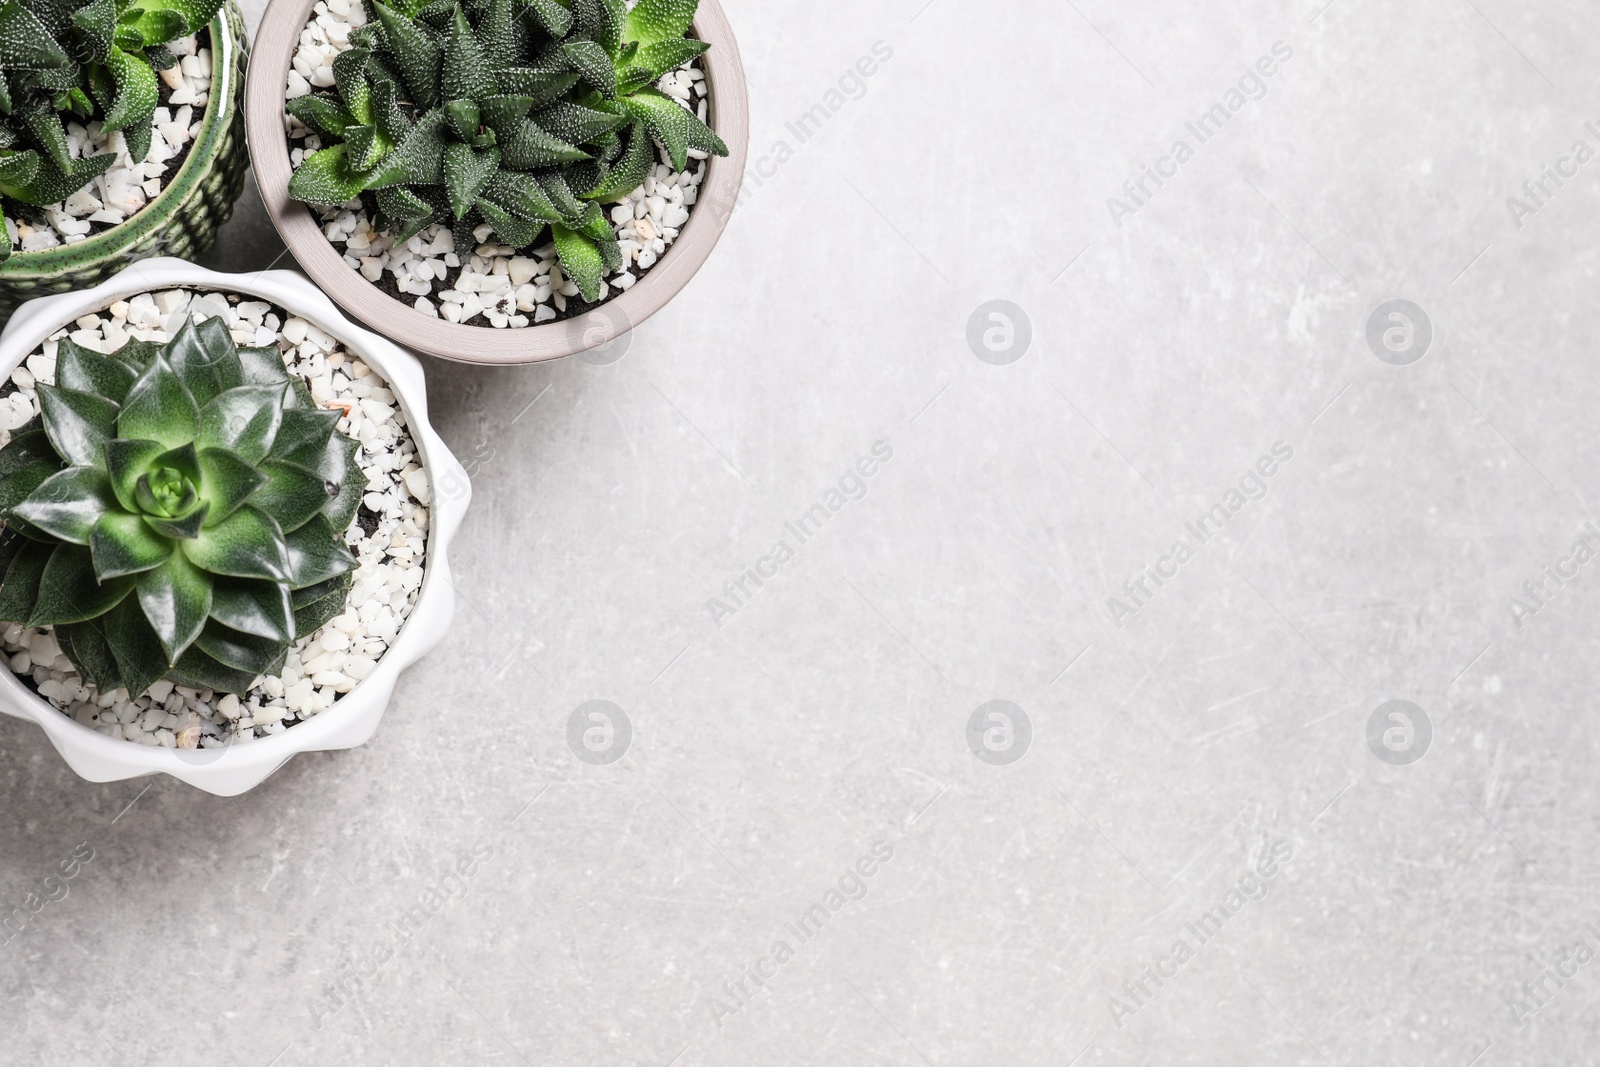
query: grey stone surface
[{"left": 4, "top": 0, "right": 1600, "bottom": 1063}]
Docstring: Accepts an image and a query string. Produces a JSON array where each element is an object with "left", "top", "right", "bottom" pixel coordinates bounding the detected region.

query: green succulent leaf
[
  {"left": 100, "top": 45, "right": 158, "bottom": 135},
  {"left": 30, "top": 543, "right": 134, "bottom": 626},
  {"left": 630, "top": 37, "right": 709, "bottom": 82},
  {"left": 196, "top": 385, "right": 285, "bottom": 465},
  {"left": 118, "top": 356, "right": 200, "bottom": 448},
  {"left": 182, "top": 505, "right": 290, "bottom": 582},
  {"left": 0, "top": 540, "right": 52, "bottom": 623},
  {"left": 443, "top": 141, "right": 498, "bottom": 219},
  {"left": 0, "top": 151, "right": 115, "bottom": 207},
  {"left": 102, "top": 595, "right": 167, "bottom": 695},
  {"left": 0, "top": 3, "right": 72, "bottom": 71},
  {"left": 165, "top": 316, "right": 245, "bottom": 407},
  {"left": 584, "top": 120, "right": 653, "bottom": 200},
  {"left": 193, "top": 619, "right": 291, "bottom": 676},
  {"left": 292, "top": 571, "right": 355, "bottom": 636},
  {"left": 521, "top": 0, "right": 573, "bottom": 38},
  {"left": 287, "top": 95, "right": 358, "bottom": 139},
  {"left": 481, "top": 168, "right": 563, "bottom": 223},
  {"left": 208, "top": 576, "right": 293, "bottom": 641},
  {"left": 169, "top": 642, "right": 259, "bottom": 695},
  {"left": 476, "top": 197, "right": 542, "bottom": 247},
  {"left": 623, "top": 87, "right": 690, "bottom": 170},
  {"left": 37, "top": 383, "right": 119, "bottom": 467},
  {"left": 323, "top": 439, "right": 365, "bottom": 533},
  {"left": 372, "top": 1, "right": 442, "bottom": 106},
  {"left": 0, "top": 427, "right": 65, "bottom": 524},
  {"left": 534, "top": 99, "right": 629, "bottom": 145},
  {"left": 118, "top": 0, "right": 225, "bottom": 42},
  {"left": 289, "top": 144, "right": 367, "bottom": 207},
  {"left": 623, "top": 0, "right": 697, "bottom": 46},
  {"left": 251, "top": 459, "right": 333, "bottom": 535},
  {"left": 103, "top": 438, "right": 165, "bottom": 513},
  {"left": 493, "top": 68, "right": 580, "bottom": 104},
  {"left": 561, "top": 38, "right": 616, "bottom": 99},
  {"left": 90, "top": 509, "right": 173, "bottom": 578},
  {"left": 70, "top": 0, "right": 117, "bottom": 64},
  {"left": 56, "top": 338, "right": 137, "bottom": 405},
  {"left": 284, "top": 514, "right": 358, "bottom": 591},
  {"left": 552, "top": 224, "right": 604, "bottom": 302},
  {"left": 133, "top": 547, "right": 212, "bottom": 661},
  {"left": 56, "top": 618, "right": 123, "bottom": 691},
  {"left": 196, "top": 446, "right": 268, "bottom": 526},
  {"left": 442, "top": 6, "right": 498, "bottom": 102},
  {"left": 12, "top": 466, "right": 116, "bottom": 544}
]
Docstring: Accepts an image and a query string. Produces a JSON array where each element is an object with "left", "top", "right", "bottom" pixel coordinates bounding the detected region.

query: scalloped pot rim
[
  {"left": 244, "top": 0, "right": 751, "bottom": 364},
  {"left": 0, "top": 258, "right": 471, "bottom": 796}
]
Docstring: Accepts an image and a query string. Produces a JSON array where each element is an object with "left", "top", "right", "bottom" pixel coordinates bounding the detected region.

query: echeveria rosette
[
  {"left": 0, "top": 0, "right": 226, "bottom": 262},
  {"left": 0, "top": 315, "right": 362, "bottom": 697},
  {"left": 287, "top": 0, "right": 728, "bottom": 303}
]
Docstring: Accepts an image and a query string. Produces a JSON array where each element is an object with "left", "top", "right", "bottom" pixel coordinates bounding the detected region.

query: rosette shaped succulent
[
  {"left": 0, "top": 316, "right": 362, "bottom": 696},
  {"left": 0, "top": 0, "right": 228, "bottom": 260},
  {"left": 287, "top": 0, "right": 727, "bottom": 302}
]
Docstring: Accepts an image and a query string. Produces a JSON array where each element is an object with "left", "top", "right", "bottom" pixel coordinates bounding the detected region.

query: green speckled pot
[{"left": 0, "top": 2, "right": 250, "bottom": 321}]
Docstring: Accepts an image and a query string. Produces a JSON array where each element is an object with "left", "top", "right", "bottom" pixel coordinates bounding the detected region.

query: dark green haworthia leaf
[
  {"left": 12, "top": 466, "right": 117, "bottom": 545},
  {"left": 70, "top": 0, "right": 117, "bottom": 63},
  {"left": 552, "top": 224, "right": 604, "bottom": 302},
  {"left": 343, "top": 124, "right": 387, "bottom": 171},
  {"left": 373, "top": 0, "right": 441, "bottom": 106},
  {"left": 479, "top": 0, "right": 515, "bottom": 67},
  {"left": 442, "top": 6, "right": 498, "bottom": 102},
  {"left": 624, "top": 87, "right": 690, "bottom": 170},
  {"left": 476, "top": 197, "right": 543, "bottom": 247},
  {"left": 370, "top": 67, "right": 412, "bottom": 144},
  {"left": 56, "top": 338, "right": 137, "bottom": 404},
  {"left": 208, "top": 577, "right": 293, "bottom": 641},
  {"left": 478, "top": 94, "right": 532, "bottom": 140},
  {"left": 0, "top": 150, "right": 42, "bottom": 192},
  {"left": 366, "top": 108, "right": 447, "bottom": 187},
  {"left": 269, "top": 408, "right": 342, "bottom": 469},
  {"left": 196, "top": 385, "right": 286, "bottom": 465},
  {"left": 522, "top": 0, "right": 573, "bottom": 38},
  {"left": 288, "top": 94, "right": 357, "bottom": 139},
  {"left": 630, "top": 36, "right": 709, "bottom": 82},
  {"left": 0, "top": 2, "right": 71, "bottom": 71},
  {"left": 196, "top": 447, "right": 268, "bottom": 525},
  {"left": 333, "top": 45, "right": 374, "bottom": 122},
  {"left": 561, "top": 38, "right": 616, "bottom": 99},
  {"left": 443, "top": 98, "right": 479, "bottom": 142},
  {"left": 501, "top": 118, "right": 587, "bottom": 169},
  {"left": 1, "top": 151, "right": 115, "bottom": 207},
  {"left": 0, "top": 541, "right": 52, "bottom": 623},
  {"left": 118, "top": 356, "right": 200, "bottom": 448},
  {"left": 288, "top": 144, "right": 367, "bottom": 206},
  {"left": 482, "top": 169, "right": 564, "bottom": 223},
  {"left": 493, "top": 68, "right": 580, "bottom": 104},
  {"left": 182, "top": 505, "right": 290, "bottom": 582},
  {"left": 165, "top": 316, "right": 245, "bottom": 407},
  {"left": 444, "top": 142, "right": 498, "bottom": 219},
  {"left": 585, "top": 120, "right": 653, "bottom": 199},
  {"left": 284, "top": 514, "right": 358, "bottom": 591},
  {"left": 90, "top": 510, "right": 173, "bottom": 579},
  {"left": 533, "top": 99, "right": 628, "bottom": 145},
  {"left": 101, "top": 46, "right": 159, "bottom": 135},
  {"left": 31, "top": 544, "right": 134, "bottom": 626},
  {"left": 119, "top": 0, "right": 226, "bottom": 41},
  {"left": 37, "top": 383, "right": 119, "bottom": 467}
]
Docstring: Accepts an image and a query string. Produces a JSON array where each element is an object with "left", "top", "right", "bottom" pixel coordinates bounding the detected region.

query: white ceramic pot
[{"left": 0, "top": 258, "right": 471, "bottom": 796}]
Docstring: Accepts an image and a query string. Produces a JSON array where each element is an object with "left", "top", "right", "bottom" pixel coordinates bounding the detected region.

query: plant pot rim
[
  {"left": 0, "top": 7, "right": 244, "bottom": 280},
  {"left": 245, "top": 0, "right": 749, "bottom": 365},
  {"left": 0, "top": 257, "right": 472, "bottom": 796}
]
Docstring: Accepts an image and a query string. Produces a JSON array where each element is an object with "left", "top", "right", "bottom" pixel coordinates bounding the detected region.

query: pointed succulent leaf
[
  {"left": 373, "top": 185, "right": 434, "bottom": 234},
  {"left": 164, "top": 316, "right": 245, "bottom": 406},
  {"left": 0, "top": 150, "right": 41, "bottom": 190},
  {"left": 533, "top": 99, "right": 628, "bottom": 145},
  {"left": 630, "top": 36, "right": 709, "bottom": 81},
  {"left": 140, "top": 500, "right": 208, "bottom": 540},
  {"left": 0, "top": 429, "right": 62, "bottom": 526},
  {"left": 181, "top": 505, "right": 290, "bottom": 582},
  {"left": 194, "top": 620, "right": 290, "bottom": 676},
  {"left": 584, "top": 120, "right": 653, "bottom": 199},
  {"left": 1, "top": 151, "right": 115, "bottom": 206},
  {"left": 208, "top": 577, "right": 293, "bottom": 641},
  {"left": 288, "top": 144, "right": 367, "bottom": 206},
  {"left": 30, "top": 544, "right": 134, "bottom": 626},
  {"left": 482, "top": 168, "right": 563, "bottom": 223},
  {"left": 118, "top": 356, "right": 199, "bottom": 448},
  {"left": 196, "top": 385, "right": 285, "bottom": 464},
  {"left": 292, "top": 571, "right": 355, "bottom": 636},
  {"left": 90, "top": 510, "right": 173, "bottom": 579},
  {"left": 249, "top": 458, "right": 334, "bottom": 535},
  {"left": 104, "top": 438, "right": 166, "bottom": 512},
  {"left": 70, "top": 0, "right": 118, "bottom": 63},
  {"left": 476, "top": 198, "right": 542, "bottom": 247},
  {"left": 364, "top": 107, "right": 446, "bottom": 187},
  {"left": 12, "top": 466, "right": 116, "bottom": 544},
  {"left": 196, "top": 447, "right": 268, "bottom": 525},
  {"left": 37, "top": 383, "right": 119, "bottom": 467},
  {"left": 623, "top": 0, "right": 697, "bottom": 46},
  {"left": 370, "top": 75, "right": 411, "bottom": 143},
  {"left": 131, "top": 550, "right": 212, "bottom": 662},
  {"left": 479, "top": 0, "right": 516, "bottom": 67},
  {"left": 0, "top": 540, "right": 51, "bottom": 622},
  {"left": 287, "top": 94, "right": 357, "bottom": 139},
  {"left": 444, "top": 142, "right": 498, "bottom": 219},
  {"left": 322, "top": 438, "right": 364, "bottom": 533},
  {"left": 493, "top": 68, "right": 579, "bottom": 104},
  {"left": 551, "top": 224, "right": 604, "bottom": 302},
  {"left": 55, "top": 338, "right": 136, "bottom": 404},
  {"left": 522, "top": 0, "right": 573, "bottom": 38},
  {"left": 343, "top": 124, "right": 386, "bottom": 171},
  {"left": 686, "top": 106, "right": 726, "bottom": 155},
  {"left": 333, "top": 45, "right": 374, "bottom": 121},
  {"left": 478, "top": 94, "right": 533, "bottom": 140},
  {"left": 20, "top": 101, "right": 72, "bottom": 172},
  {"left": 101, "top": 46, "right": 159, "bottom": 134},
  {"left": 444, "top": 97, "right": 479, "bottom": 141},
  {"left": 501, "top": 118, "right": 587, "bottom": 169},
  {"left": 442, "top": 6, "right": 498, "bottom": 102},
  {"left": 372, "top": 1, "right": 442, "bottom": 106},
  {"left": 169, "top": 642, "right": 259, "bottom": 695},
  {"left": 623, "top": 87, "right": 690, "bottom": 169},
  {"left": 284, "top": 514, "right": 358, "bottom": 590},
  {"left": 56, "top": 619, "right": 123, "bottom": 692},
  {"left": 0, "top": 2, "right": 71, "bottom": 69},
  {"left": 103, "top": 595, "right": 168, "bottom": 696},
  {"left": 535, "top": 170, "right": 586, "bottom": 222},
  {"left": 236, "top": 346, "right": 294, "bottom": 387},
  {"left": 118, "top": 0, "right": 226, "bottom": 40},
  {"left": 560, "top": 38, "right": 616, "bottom": 99}
]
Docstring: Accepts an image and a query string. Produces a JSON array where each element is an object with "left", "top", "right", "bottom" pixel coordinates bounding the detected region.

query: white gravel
[
  {"left": 285, "top": 1, "right": 709, "bottom": 327},
  {"left": 9, "top": 36, "right": 213, "bottom": 253},
  {"left": 0, "top": 288, "right": 431, "bottom": 748}
]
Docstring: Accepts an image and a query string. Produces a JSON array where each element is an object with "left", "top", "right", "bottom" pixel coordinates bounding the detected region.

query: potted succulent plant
[
  {"left": 0, "top": 0, "right": 250, "bottom": 318},
  {"left": 246, "top": 0, "right": 748, "bottom": 364},
  {"left": 0, "top": 258, "right": 469, "bottom": 795}
]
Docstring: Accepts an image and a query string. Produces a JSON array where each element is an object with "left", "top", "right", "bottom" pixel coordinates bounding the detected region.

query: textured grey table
[{"left": 5, "top": 1, "right": 1599, "bottom": 1063}]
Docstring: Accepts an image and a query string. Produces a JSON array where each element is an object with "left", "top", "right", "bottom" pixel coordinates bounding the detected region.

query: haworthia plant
[
  {"left": 287, "top": 0, "right": 728, "bottom": 303},
  {"left": 0, "top": 0, "right": 226, "bottom": 262},
  {"left": 0, "top": 316, "right": 363, "bottom": 696}
]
